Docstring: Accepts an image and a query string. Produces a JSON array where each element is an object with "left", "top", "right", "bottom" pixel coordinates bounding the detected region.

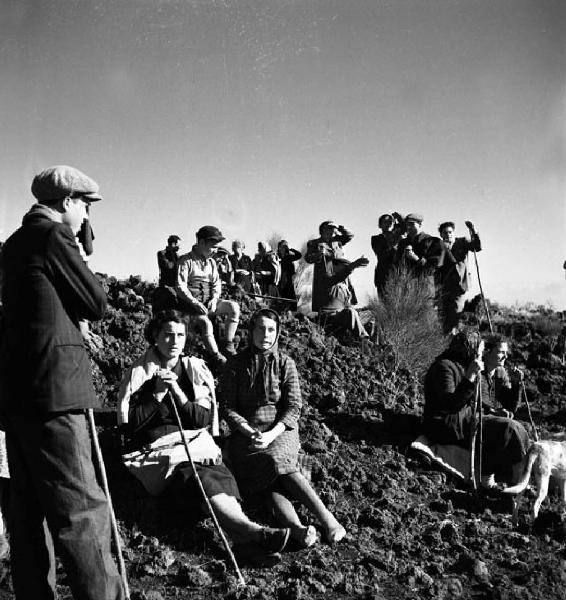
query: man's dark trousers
[{"left": 5, "top": 411, "right": 124, "bottom": 600}]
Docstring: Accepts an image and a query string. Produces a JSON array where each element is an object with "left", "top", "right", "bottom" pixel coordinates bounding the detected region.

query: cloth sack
[{"left": 122, "top": 428, "right": 222, "bottom": 495}]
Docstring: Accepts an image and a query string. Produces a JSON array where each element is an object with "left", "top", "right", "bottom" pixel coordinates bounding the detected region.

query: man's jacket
[{"left": 0, "top": 205, "right": 106, "bottom": 413}]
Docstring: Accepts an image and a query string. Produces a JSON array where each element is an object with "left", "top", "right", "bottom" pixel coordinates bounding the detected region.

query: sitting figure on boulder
[
  {"left": 421, "top": 329, "right": 529, "bottom": 487},
  {"left": 177, "top": 226, "right": 240, "bottom": 364},
  {"left": 305, "top": 221, "right": 369, "bottom": 340},
  {"left": 219, "top": 309, "right": 346, "bottom": 547},
  {"left": 117, "top": 310, "right": 291, "bottom": 566}
]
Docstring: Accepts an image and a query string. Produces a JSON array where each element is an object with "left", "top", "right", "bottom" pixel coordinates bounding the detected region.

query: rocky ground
[{"left": 1, "top": 275, "right": 565, "bottom": 600}]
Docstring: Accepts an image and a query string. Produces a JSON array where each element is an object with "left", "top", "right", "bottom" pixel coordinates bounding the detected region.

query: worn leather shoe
[
  {"left": 258, "top": 527, "right": 290, "bottom": 553},
  {"left": 233, "top": 542, "right": 281, "bottom": 567}
]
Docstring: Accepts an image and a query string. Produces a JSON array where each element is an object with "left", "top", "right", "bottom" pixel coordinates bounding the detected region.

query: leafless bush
[{"left": 369, "top": 264, "right": 446, "bottom": 374}]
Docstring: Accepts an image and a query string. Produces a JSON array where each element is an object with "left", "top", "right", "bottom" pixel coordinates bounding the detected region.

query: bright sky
[{"left": 1, "top": 0, "right": 565, "bottom": 308}]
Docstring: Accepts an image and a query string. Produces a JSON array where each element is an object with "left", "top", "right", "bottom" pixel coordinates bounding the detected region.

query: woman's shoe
[{"left": 258, "top": 527, "right": 291, "bottom": 553}]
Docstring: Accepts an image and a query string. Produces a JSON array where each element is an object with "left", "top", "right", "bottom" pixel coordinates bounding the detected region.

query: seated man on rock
[
  {"left": 177, "top": 226, "right": 240, "bottom": 364},
  {"left": 315, "top": 255, "right": 370, "bottom": 342}
]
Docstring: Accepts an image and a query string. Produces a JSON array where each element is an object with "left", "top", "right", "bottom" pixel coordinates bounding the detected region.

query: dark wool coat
[
  {"left": 0, "top": 205, "right": 106, "bottom": 413},
  {"left": 423, "top": 356, "right": 529, "bottom": 474},
  {"left": 397, "top": 232, "right": 444, "bottom": 277}
]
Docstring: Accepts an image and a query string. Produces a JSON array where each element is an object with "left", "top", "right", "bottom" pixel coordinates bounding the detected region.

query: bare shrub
[{"left": 369, "top": 264, "right": 446, "bottom": 374}]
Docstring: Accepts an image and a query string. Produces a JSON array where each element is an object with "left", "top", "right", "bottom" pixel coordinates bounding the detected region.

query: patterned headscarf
[{"left": 248, "top": 308, "right": 281, "bottom": 403}]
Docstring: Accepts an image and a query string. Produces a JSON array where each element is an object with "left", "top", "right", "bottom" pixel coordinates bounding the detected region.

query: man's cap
[
  {"left": 405, "top": 213, "right": 424, "bottom": 224},
  {"left": 31, "top": 165, "right": 102, "bottom": 203},
  {"left": 319, "top": 220, "right": 339, "bottom": 233},
  {"left": 196, "top": 225, "right": 225, "bottom": 242}
]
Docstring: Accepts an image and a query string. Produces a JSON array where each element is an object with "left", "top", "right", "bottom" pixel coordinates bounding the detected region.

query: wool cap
[
  {"left": 31, "top": 165, "right": 102, "bottom": 203},
  {"left": 405, "top": 213, "right": 424, "bottom": 224},
  {"left": 196, "top": 225, "right": 225, "bottom": 242}
]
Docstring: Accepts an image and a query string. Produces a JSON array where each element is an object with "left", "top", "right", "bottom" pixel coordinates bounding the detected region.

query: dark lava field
[{"left": 1, "top": 274, "right": 565, "bottom": 600}]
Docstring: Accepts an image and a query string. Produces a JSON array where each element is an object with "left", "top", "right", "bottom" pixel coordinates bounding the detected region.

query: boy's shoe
[
  {"left": 233, "top": 542, "right": 281, "bottom": 567},
  {"left": 258, "top": 527, "right": 290, "bottom": 553}
]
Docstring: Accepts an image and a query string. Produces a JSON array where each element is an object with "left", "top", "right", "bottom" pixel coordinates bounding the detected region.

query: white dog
[{"left": 503, "top": 440, "right": 566, "bottom": 524}]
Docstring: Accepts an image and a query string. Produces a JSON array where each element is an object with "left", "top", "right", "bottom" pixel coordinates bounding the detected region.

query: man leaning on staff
[{"left": 0, "top": 166, "right": 124, "bottom": 599}]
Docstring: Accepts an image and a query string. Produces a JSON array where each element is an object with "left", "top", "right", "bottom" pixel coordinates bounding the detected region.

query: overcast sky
[{"left": 1, "top": 0, "right": 565, "bottom": 308}]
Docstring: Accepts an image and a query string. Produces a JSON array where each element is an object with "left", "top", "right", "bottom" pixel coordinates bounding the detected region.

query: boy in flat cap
[
  {"left": 0, "top": 166, "right": 124, "bottom": 599},
  {"left": 397, "top": 213, "right": 444, "bottom": 298},
  {"left": 177, "top": 226, "right": 241, "bottom": 364}
]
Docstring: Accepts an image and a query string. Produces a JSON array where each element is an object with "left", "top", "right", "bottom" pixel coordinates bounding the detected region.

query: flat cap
[
  {"left": 405, "top": 213, "right": 424, "bottom": 224},
  {"left": 196, "top": 225, "right": 225, "bottom": 242},
  {"left": 31, "top": 165, "right": 102, "bottom": 203}
]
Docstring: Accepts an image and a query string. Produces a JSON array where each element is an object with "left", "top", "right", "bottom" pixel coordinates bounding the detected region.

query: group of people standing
[{"left": 371, "top": 212, "right": 482, "bottom": 333}]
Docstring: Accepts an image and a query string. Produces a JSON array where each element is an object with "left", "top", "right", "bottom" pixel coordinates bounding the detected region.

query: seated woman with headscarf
[
  {"left": 117, "top": 310, "right": 290, "bottom": 565},
  {"left": 219, "top": 308, "right": 346, "bottom": 547},
  {"left": 422, "top": 329, "right": 530, "bottom": 487}
]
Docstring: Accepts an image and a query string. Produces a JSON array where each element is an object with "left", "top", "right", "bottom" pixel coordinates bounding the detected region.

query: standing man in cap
[
  {"left": 370, "top": 212, "right": 405, "bottom": 301},
  {"left": 0, "top": 166, "right": 124, "bottom": 599},
  {"left": 152, "top": 234, "right": 182, "bottom": 313},
  {"left": 397, "top": 213, "right": 444, "bottom": 298},
  {"left": 177, "top": 226, "right": 241, "bottom": 364},
  {"left": 305, "top": 220, "right": 369, "bottom": 318},
  {"left": 436, "top": 221, "right": 482, "bottom": 333}
]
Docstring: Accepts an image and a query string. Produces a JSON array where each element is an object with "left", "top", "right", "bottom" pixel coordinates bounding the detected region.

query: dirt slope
[{"left": 1, "top": 275, "right": 565, "bottom": 600}]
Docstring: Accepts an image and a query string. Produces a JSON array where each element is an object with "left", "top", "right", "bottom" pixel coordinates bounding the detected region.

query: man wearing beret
[
  {"left": 0, "top": 166, "right": 124, "bottom": 598},
  {"left": 397, "top": 213, "right": 444, "bottom": 298}
]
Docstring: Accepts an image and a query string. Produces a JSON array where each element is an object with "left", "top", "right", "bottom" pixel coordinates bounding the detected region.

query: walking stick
[
  {"left": 469, "top": 377, "right": 482, "bottom": 491},
  {"left": 465, "top": 223, "right": 493, "bottom": 334},
  {"left": 244, "top": 291, "right": 296, "bottom": 303},
  {"left": 87, "top": 409, "right": 131, "bottom": 600},
  {"left": 521, "top": 381, "right": 539, "bottom": 442},
  {"left": 167, "top": 395, "right": 246, "bottom": 587}
]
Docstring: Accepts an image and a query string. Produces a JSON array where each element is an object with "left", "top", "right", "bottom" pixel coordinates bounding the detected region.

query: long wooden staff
[
  {"left": 167, "top": 395, "right": 246, "bottom": 587},
  {"left": 469, "top": 377, "right": 482, "bottom": 491},
  {"left": 87, "top": 409, "right": 131, "bottom": 600},
  {"left": 465, "top": 223, "right": 493, "bottom": 334},
  {"left": 521, "top": 381, "right": 539, "bottom": 442}
]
